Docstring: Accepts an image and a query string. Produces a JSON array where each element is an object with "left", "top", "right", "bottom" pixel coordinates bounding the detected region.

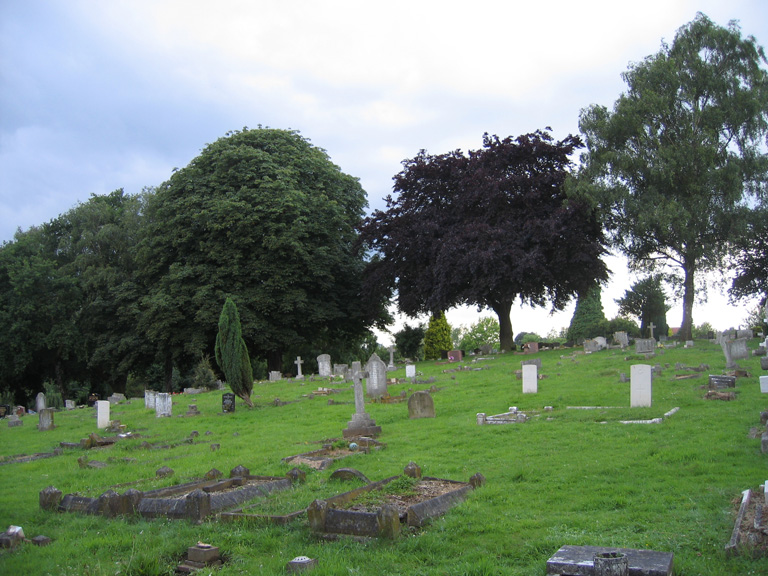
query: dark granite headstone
[
  {"left": 222, "top": 393, "right": 235, "bottom": 413},
  {"left": 708, "top": 375, "right": 736, "bottom": 390}
]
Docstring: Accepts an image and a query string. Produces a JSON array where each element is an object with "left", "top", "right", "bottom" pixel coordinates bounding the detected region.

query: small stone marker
[
  {"left": 286, "top": 556, "right": 318, "bottom": 573},
  {"left": 546, "top": 545, "right": 673, "bottom": 576},
  {"left": 522, "top": 364, "right": 538, "bottom": 394},
  {"left": 38, "top": 408, "right": 54, "bottom": 431},
  {"left": 155, "top": 393, "right": 172, "bottom": 418},
  {"left": 65, "top": 400, "right": 75, "bottom": 410},
  {"left": 408, "top": 391, "right": 435, "bottom": 418},
  {"left": 631, "top": 364, "right": 652, "bottom": 407},
  {"left": 36, "top": 392, "right": 46, "bottom": 412},
  {"left": 222, "top": 392, "right": 236, "bottom": 413},
  {"left": 760, "top": 375, "right": 768, "bottom": 394},
  {"left": 269, "top": 371, "right": 281, "bottom": 382},
  {"left": 294, "top": 356, "right": 304, "bottom": 378},
  {"left": 96, "top": 400, "right": 110, "bottom": 429},
  {"left": 406, "top": 364, "right": 416, "bottom": 379},
  {"left": 7, "top": 414, "right": 22, "bottom": 428},
  {"left": 317, "top": 354, "right": 331, "bottom": 377},
  {"left": 635, "top": 338, "right": 656, "bottom": 355},
  {"left": 365, "top": 353, "right": 388, "bottom": 399},
  {"left": 185, "top": 404, "right": 200, "bottom": 417}
]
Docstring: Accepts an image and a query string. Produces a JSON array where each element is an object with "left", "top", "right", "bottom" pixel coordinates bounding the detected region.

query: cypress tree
[
  {"left": 567, "top": 285, "right": 607, "bottom": 344},
  {"left": 424, "top": 312, "right": 452, "bottom": 360},
  {"left": 215, "top": 298, "right": 254, "bottom": 407}
]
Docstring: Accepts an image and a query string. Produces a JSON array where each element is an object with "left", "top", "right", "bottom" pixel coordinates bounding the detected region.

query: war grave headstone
[
  {"left": 317, "top": 354, "right": 332, "bottom": 377},
  {"left": 406, "top": 364, "right": 416, "bottom": 379},
  {"left": 35, "top": 392, "right": 46, "bottom": 413},
  {"left": 408, "top": 391, "right": 435, "bottom": 419},
  {"left": 96, "top": 400, "right": 110, "bottom": 429},
  {"left": 144, "top": 390, "right": 157, "bottom": 410},
  {"left": 760, "top": 376, "right": 768, "bottom": 394},
  {"left": 631, "top": 364, "right": 652, "bottom": 407},
  {"left": 365, "top": 353, "right": 387, "bottom": 399},
  {"left": 522, "top": 364, "right": 538, "bottom": 394},
  {"left": 155, "top": 393, "right": 172, "bottom": 418},
  {"left": 222, "top": 393, "right": 236, "bottom": 413},
  {"left": 37, "top": 408, "right": 54, "bottom": 431},
  {"left": 342, "top": 372, "right": 381, "bottom": 438},
  {"left": 294, "top": 356, "right": 304, "bottom": 379},
  {"left": 635, "top": 339, "right": 656, "bottom": 355}
]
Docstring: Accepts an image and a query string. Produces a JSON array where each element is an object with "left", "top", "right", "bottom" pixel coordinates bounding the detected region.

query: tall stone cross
[
  {"left": 648, "top": 322, "right": 656, "bottom": 339},
  {"left": 387, "top": 346, "right": 395, "bottom": 370},
  {"left": 294, "top": 356, "right": 304, "bottom": 378}
]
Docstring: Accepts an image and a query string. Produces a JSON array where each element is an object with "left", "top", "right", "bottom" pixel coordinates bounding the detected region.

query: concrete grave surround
[
  {"left": 155, "top": 393, "right": 172, "bottom": 418},
  {"left": 317, "top": 354, "right": 332, "bottom": 377},
  {"left": 522, "top": 364, "right": 538, "bottom": 394},
  {"left": 631, "top": 364, "right": 652, "bottom": 407},
  {"left": 365, "top": 353, "right": 388, "bottom": 399},
  {"left": 546, "top": 545, "right": 673, "bottom": 576},
  {"left": 408, "top": 391, "right": 435, "bottom": 419},
  {"left": 96, "top": 400, "right": 110, "bottom": 429},
  {"left": 406, "top": 364, "right": 416, "bottom": 378}
]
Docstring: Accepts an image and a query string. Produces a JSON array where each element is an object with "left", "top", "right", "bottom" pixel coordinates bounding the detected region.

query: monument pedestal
[{"left": 342, "top": 413, "right": 381, "bottom": 439}]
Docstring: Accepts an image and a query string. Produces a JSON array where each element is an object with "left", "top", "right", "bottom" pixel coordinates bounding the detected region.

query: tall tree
[
  {"left": 138, "top": 128, "right": 386, "bottom": 383},
  {"left": 567, "top": 284, "right": 608, "bottom": 344},
  {"left": 729, "top": 207, "right": 768, "bottom": 305},
  {"left": 577, "top": 13, "right": 768, "bottom": 340},
  {"left": 360, "top": 131, "right": 609, "bottom": 351},
  {"left": 423, "top": 311, "right": 452, "bottom": 360},
  {"left": 215, "top": 298, "right": 254, "bottom": 407},
  {"left": 616, "top": 275, "right": 670, "bottom": 338}
]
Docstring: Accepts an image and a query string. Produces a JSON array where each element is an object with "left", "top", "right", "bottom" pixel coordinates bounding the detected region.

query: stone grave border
[
  {"left": 564, "top": 406, "right": 681, "bottom": 425},
  {"left": 476, "top": 407, "right": 529, "bottom": 425},
  {"left": 307, "top": 471, "right": 483, "bottom": 539},
  {"left": 725, "top": 485, "right": 768, "bottom": 556},
  {"left": 546, "top": 545, "right": 673, "bottom": 575},
  {"left": 281, "top": 438, "right": 385, "bottom": 470},
  {"left": 43, "top": 466, "right": 296, "bottom": 522}
]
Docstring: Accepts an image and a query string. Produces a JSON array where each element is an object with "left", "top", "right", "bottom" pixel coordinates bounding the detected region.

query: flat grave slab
[{"left": 546, "top": 545, "right": 673, "bottom": 576}]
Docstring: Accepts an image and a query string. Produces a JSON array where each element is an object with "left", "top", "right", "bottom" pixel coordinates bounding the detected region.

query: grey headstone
[
  {"left": 614, "top": 331, "right": 629, "bottom": 348},
  {"left": 408, "top": 391, "right": 435, "bottom": 419},
  {"left": 155, "top": 393, "right": 172, "bottom": 418},
  {"left": 37, "top": 408, "right": 54, "bottom": 431},
  {"left": 65, "top": 400, "right": 76, "bottom": 410},
  {"left": 521, "top": 358, "right": 542, "bottom": 369},
  {"left": 635, "top": 339, "right": 656, "bottom": 355},
  {"left": 269, "top": 371, "right": 281, "bottom": 382},
  {"left": 365, "top": 353, "right": 388, "bottom": 399},
  {"left": 583, "top": 339, "right": 601, "bottom": 353},
  {"left": 317, "top": 354, "right": 332, "bottom": 377},
  {"left": 144, "top": 390, "right": 157, "bottom": 410},
  {"left": 35, "top": 392, "right": 46, "bottom": 413},
  {"left": 721, "top": 337, "right": 748, "bottom": 369}
]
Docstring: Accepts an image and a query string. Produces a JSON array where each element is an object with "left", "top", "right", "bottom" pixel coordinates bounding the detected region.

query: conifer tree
[
  {"left": 567, "top": 285, "right": 607, "bottom": 344},
  {"left": 215, "top": 298, "right": 254, "bottom": 407},
  {"left": 424, "top": 312, "right": 452, "bottom": 360}
]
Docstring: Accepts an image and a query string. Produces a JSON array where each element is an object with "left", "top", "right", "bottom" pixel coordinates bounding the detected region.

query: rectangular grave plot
[
  {"left": 281, "top": 442, "right": 383, "bottom": 470},
  {"left": 546, "top": 545, "right": 673, "bottom": 576}
]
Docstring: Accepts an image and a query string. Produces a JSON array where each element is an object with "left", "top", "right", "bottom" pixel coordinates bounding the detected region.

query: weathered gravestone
[
  {"left": 35, "top": 392, "right": 46, "bottom": 413},
  {"left": 37, "top": 408, "right": 54, "bottom": 431},
  {"left": 635, "top": 339, "right": 656, "bottom": 355},
  {"left": 760, "top": 375, "right": 768, "bottom": 394},
  {"left": 144, "top": 390, "right": 157, "bottom": 410},
  {"left": 631, "top": 364, "right": 652, "bottom": 407},
  {"left": 365, "top": 353, "right": 387, "bottom": 399},
  {"left": 521, "top": 358, "right": 542, "bottom": 370},
  {"left": 342, "top": 372, "right": 381, "bottom": 438},
  {"left": 736, "top": 329, "right": 753, "bottom": 339},
  {"left": 351, "top": 361, "right": 362, "bottom": 377},
  {"left": 317, "top": 354, "right": 332, "bottom": 377},
  {"left": 65, "top": 400, "right": 75, "bottom": 410},
  {"left": 96, "top": 400, "right": 110, "bottom": 429},
  {"left": 761, "top": 356, "right": 768, "bottom": 371},
  {"left": 584, "top": 339, "right": 601, "bottom": 353},
  {"left": 269, "top": 371, "right": 282, "bottom": 382},
  {"left": 108, "top": 393, "right": 126, "bottom": 405},
  {"left": 479, "top": 344, "right": 493, "bottom": 355},
  {"left": 155, "top": 393, "right": 172, "bottom": 418},
  {"left": 721, "top": 337, "right": 748, "bottom": 369},
  {"left": 408, "top": 391, "right": 435, "bottom": 419},
  {"left": 333, "top": 364, "right": 349, "bottom": 377},
  {"left": 614, "top": 331, "right": 629, "bottom": 348},
  {"left": 522, "top": 364, "right": 538, "bottom": 394},
  {"left": 222, "top": 393, "right": 236, "bottom": 413},
  {"left": 7, "top": 414, "right": 22, "bottom": 428},
  {"left": 708, "top": 375, "right": 736, "bottom": 390}
]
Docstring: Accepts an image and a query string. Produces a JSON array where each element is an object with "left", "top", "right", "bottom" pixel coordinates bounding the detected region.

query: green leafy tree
[
  {"left": 215, "top": 298, "right": 254, "bottom": 407},
  {"left": 730, "top": 208, "right": 768, "bottom": 306},
  {"left": 616, "top": 275, "right": 670, "bottom": 338},
  {"left": 576, "top": 13, "right": 768, "bottom": 340},
  {"left": 458, "top": 317, "right": 500, "bottom": 351},
  {"left": 567, "top": 284, "right": 608, "bottom": 344},
  {"left": 605, "top": 316, "right": 641, "bottom": 338},
  {"left": 394, "top": 323, "right": 425, "bottom": 360},
  {"left": 424, "top": 312, "right": 452, "bottom": 360}
]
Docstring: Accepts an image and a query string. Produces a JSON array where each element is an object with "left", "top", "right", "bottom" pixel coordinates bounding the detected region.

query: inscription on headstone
[
  {"left": 708, "top": 374, "right": 736, "bottom": 390},
  {"left": 222, "top": 392, "right": 236, "bottom": 413},
  {"left": 635, "top": 339, "right": 656, "bottom": 355}
]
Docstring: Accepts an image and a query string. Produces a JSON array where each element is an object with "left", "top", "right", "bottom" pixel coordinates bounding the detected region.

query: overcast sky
[{"left": 2, "top": 1, "right": 767, "bottom": 340}]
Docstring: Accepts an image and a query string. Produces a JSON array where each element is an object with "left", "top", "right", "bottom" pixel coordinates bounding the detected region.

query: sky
[{"left": 2, "top": 1, "right": 767, "bottom": 343}]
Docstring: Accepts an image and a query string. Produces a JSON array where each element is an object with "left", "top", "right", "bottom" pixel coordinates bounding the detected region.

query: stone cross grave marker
[
  {"left": 342, "top": 371, "right": 381, "bottom": 438},
  {"left": 294, "top": 356, "right": 304, "bottom": 378},
  {"left": 37, "top": 408, "right": 54, "bottom": 431},
  {"left": 96, "top": 400, "right": 110, "bottom": 428},
  {"left": 631, "top": 364, "right": 652, "bottom": 407},
  {"left": 155, "top": 392, "right": 172, "bottom": 418},
  {"left": 35, "top": 392, "right": 46, "bottom": 413},
  {"left": 222, "top": 392, "right": 236, "bottom": 413},
  {"left": 365, "top": 353, "right": 387, "bottom": 399},
  {"left": 387, "top": 346, "right": 395, "bottom": 370},
  {"left": 317, "top": 354, "right": 331, "bottom": 377},
  {"left": 648, "top": 322, "right": 656, "bottom": 339},
  {"left": 408, "top": 391, "right": 435, "bottom": 419},
  {"left": 522, "top": 364, "right": 538, "bottom": 394}
]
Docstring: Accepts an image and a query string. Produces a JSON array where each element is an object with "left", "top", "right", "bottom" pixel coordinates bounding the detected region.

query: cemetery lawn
[{"left": 1, "top": 340, "right": 767, "bottom": 575}]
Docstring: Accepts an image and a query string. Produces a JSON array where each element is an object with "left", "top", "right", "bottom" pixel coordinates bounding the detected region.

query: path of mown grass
[{"left": 0, "top": 340, "right": 767, "bottom": 575}]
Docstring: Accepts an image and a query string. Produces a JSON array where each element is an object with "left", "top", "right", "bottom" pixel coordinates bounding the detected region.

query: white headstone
[
  {"left": 760, "top": 375, "right": 768, "bottom": 394},
  {"left": 65, "top": 400, "right": 76, "bottom": 410},
  {"left": 294, "top": 356, "right": 304, "bottom": 378},
  {"left": 269, "top": 371, "right": 281, "bottom": 382},
  {"left": 522, "top": 364, "right": 538, "bottom": 394},
  {"left": 155, "top": 392, "right": 172, "bottom": 418},
  {"left": 630, "top": 364, "right": 652, "bottom": 407},
  {"left": 35, "top": 392, "right": 46, "bottom": 412},
  {"left": 365, "top": 353, "right": 388, "bottom": 399},
  {"left": 96, "top": 400, "right": 110, "bottom": 428},
  {"left": 406, "top": 364, "right": 416, "bottom": 378},
  {"left": 317, "top": 354, "right": 332, "bottom": 377},
  {"left": 145, "top": 390, "right": 157, "bottom": 410}
]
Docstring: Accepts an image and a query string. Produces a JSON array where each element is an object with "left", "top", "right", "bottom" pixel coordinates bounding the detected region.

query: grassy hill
[{"left": 0, "top": 339, "right": 767, "bottom": 575}]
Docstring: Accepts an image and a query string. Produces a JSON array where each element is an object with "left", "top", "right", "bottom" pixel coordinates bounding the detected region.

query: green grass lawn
[{"left": 1, "top": 340, "right": 767, "bottom": 575}]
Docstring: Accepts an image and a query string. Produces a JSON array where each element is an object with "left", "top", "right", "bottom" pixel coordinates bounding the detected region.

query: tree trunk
[
  {"left": 492, "top": 301, "right": 515, "bottom": 351},
  {"left": 163, "top": 351, "right": 174, "bottom": 393},
  {"left": 267, "top": 349, "right": 283, "bottom": 373},
  {"left": 679, "top": 262, "right": 695, "bottom": 341}
]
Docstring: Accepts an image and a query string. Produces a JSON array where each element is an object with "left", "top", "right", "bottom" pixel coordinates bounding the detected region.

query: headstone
[
  {"left": 522, "top": 364, "right": 538, "bottom": 394},
  {"left": 761, "top": 356, "right": 768, "bottom": 371},
  {"left": 107, "top": 393, "right": 126, "bottom": 405},
  {"left": 144, "top": 390, "right": 157, "bottom": 410},
  {"left": 333, "top": 364, "right": 348, "bottom": 377},
  {"left": 408, "top": 391, "right": 435, "bottom": 419},
  {"left": 35, "top": 392, "right": 46, "bottom": 413},
  {"left": 525, "top": 342, "right": 539, "bottom": 354},
  {"left": 635, "top": 339, "right": 656, "bottom": 355},
  {"left": 584, "top": 339, "right": 601, "bottom": 353},
  {"left": 96, "top": 400, "right": 110, "bottom": 428},
  {"left": 294, "top": 356, "right": 304, "bottom": 378},
  {"left": 65, "top": 400, "right": 75, "bottom": 410},
  {"left": 317, "top": 354, "right": 332, "bottom": 377},
  {"left": 365, "top": 353, "right": 387, "bottom": 399},
  {"left": 447, "top": 350, "right": 463, "bottom": 361},
  {"left": 269, "top": 371, "right": 282, "bottom": 382},
  {"left": 387, "top": 346, "right": 395, "bottom": 370},
  {"left": 736, "top": 329, "right": 753, "bottom": 339},
  {"left": 351, "top": 361, "right": 362, "bottom": 376},
  {"left": 155, "top": 393, "right": 172, "bottom": 418},
  {"left": 760, "top": 375, "right": 768, "bottom": 394},
  {"left": 222, "top": 393, "right": 236, "bottom": 413},
  {"left": 684, "top": 340, "right": 694, "bottom": 348},
  {"left": 37, "top": 408, "right": 54, "bottom": 431},
  {"left": 721, "top": 337, "right": 748, "bottom": 369},
  {"left": 185, "top": 404, "right": 200, "bottom": 416},
  {"left": 594, "top": 336, "right": 607, "bottom": 349},
  {"left": 342, "top": 372, "right": 381, "bottom": 438},
  {"left": 708, "top": 374, "right": 736, "bottom": 390},
  {"left": 406, "top": 364, "right": 416, "bottom": 379},
  {"left": 479, "top": 344, "right": 493, "bottom": 355},
  {"left": 521, "top": 358, "right": 542, "bottom": 369},
  {"left": 630, "top": 364, "right": 652, "bottom": 407},
  {"left": 614, "top": 331, "right": 629, "bottom": 348},
  {"left": 7, "top": 414, "right": 22, "bottom": 428}
]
